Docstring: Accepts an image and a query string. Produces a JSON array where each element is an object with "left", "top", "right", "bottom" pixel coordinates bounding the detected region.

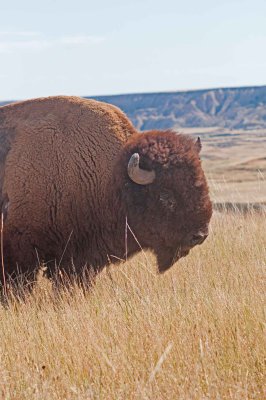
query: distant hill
[
  {"left": 90, "top": 85, "right": 266, "bottom": 131},
  {"left": 1, "top": 85, "right": 266, "bottom": 130}
]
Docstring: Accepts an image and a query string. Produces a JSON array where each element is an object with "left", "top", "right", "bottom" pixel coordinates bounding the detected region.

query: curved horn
[{"left": 127, "top": 153, "right": 155, "bottom": 185}]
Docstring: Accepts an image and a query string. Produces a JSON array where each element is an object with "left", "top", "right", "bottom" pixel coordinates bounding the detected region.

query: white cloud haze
[{"left": 0, "top": 32, "right": 105, "bottom": 53}]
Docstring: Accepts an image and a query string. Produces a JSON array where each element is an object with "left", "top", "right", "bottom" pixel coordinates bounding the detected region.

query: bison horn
[{"left": 127, "top": 153, "right": 155, "bottom": 185}]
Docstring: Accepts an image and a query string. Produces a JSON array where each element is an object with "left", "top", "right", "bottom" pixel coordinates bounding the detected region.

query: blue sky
[{"left": 0, "top": 0, "right": 266, "bottom": 100}]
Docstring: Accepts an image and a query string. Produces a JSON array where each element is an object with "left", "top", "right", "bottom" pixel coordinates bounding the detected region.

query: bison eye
[{"left": 159, "top": 190, "right": 176, "bottom": 212}]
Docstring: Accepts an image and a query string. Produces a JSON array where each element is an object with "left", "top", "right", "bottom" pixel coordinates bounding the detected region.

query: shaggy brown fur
[{"left": 0, "top": 96, "right": 212, "bottom": 283}]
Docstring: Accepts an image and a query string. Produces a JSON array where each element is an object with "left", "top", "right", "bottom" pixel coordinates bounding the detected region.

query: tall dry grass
[{"left": 0, "top": 211, "right": 265, "bottom": 399}]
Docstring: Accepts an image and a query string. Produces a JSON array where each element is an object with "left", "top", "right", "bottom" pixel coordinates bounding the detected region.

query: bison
[{"left": 0, "top": 96, "right": 212, "bottom": 284}]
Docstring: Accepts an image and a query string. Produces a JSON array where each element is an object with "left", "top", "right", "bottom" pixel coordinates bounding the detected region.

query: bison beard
[
  {"left": 156, "top": 247, "right": 190, "bottom": 273},
  {"left": 0, "top": 96, "right": 212, "bottom": 285}
]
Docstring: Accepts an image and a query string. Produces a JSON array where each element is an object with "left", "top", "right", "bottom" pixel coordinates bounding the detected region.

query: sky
[{"left": 0, "top": 0, "right": 266, "bottom": 100}]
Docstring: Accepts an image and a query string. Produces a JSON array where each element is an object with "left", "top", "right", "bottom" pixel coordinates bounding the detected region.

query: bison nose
[{"left": 191, "top": 232, "right": 208, "bottom": 245}]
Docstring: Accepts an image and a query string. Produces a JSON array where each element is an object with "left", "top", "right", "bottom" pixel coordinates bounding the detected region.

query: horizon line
[{"left": 1, "top": 83, "right": 266, "bottom": 104}]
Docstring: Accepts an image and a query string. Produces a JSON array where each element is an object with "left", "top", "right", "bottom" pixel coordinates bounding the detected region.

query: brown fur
[{"left": 0, "top": 96, "right": 212, "bottom": 282}]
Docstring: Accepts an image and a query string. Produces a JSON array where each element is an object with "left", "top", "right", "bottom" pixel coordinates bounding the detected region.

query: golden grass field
[
  {"left": 0, "top": 210, "right": 265, "bottom": 399},
  {"left": 184, "top": 128, "right": 266, "bottom": 203}
]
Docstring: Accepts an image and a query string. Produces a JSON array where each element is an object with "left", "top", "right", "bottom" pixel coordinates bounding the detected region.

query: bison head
[{"left": 117, "top": 130, "right": 212, "bottom": 273}]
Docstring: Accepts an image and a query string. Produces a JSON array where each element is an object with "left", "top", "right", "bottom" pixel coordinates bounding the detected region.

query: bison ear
[{"left": 195, "top": 137, "right": 202, "bottom": 153}]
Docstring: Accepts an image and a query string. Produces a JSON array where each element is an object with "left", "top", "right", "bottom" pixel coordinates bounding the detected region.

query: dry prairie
[
  {"left": 182, "top": 127, "right": 266, "bottom": 203},
  {"left": 0, "top": 210, "right": 265, "bottom": 400}
]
